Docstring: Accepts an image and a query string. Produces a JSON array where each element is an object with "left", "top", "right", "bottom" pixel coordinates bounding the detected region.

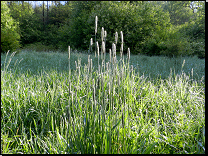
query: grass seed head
[
  {"left": 101, "top": 27, "right": 104, "bottom": 42},
  {"left": 102, "top": 41, "right": 105, "bottom": 55},
  {"left": 115, "top": 32, "right": 118, "bottom": 45},
  {"left": 120, "top": 31, "right": 123, "bottom": 57},
  {"left": 182, "top": 59, "right": 185, "bottom": 69},
  {"left": 68, "top": 46, "right": 70, "bottom": 60},
  {"left": 90, "top": 38, "right": 93, "bottom": 46},
  {"left": 127, "top": 48, "right": 130, "bottom": 61},
  {"left": 96, "top": 41, "right": 99, "bottom": 56},
  {"left": 95, "top": 16, "right": 98, "bottom": 34},
  {"left": 112, "top": 43, "right": 116, "bottom": 57},
  {"left": 89, "top": 38, "right": 93, "bottom": 53},
  {"left": 120, "top": 31, "right": 123, "bottom": 43}
]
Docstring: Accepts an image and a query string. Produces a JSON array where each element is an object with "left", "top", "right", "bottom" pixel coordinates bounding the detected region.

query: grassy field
[{"left": 1, "top": 49, "right": 205, "bottom": 154}]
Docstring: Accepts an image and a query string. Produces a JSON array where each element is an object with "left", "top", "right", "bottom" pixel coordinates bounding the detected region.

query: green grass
[{"left": 1, "top": 50, "right": 205, "bottom": 154}]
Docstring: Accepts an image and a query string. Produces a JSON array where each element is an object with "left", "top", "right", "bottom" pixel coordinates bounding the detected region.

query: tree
[
  {"left": 162, "top": 1, "right": 193, "bottom": 25},
  {"left": 8, "top": 1, "right": 43, "bottom": 45},
  {"left": 63, "top": 1, "right": 101, "bottom": 50},
  {"left": 1, "top": 1, "right": 20, "bottom": 52}
]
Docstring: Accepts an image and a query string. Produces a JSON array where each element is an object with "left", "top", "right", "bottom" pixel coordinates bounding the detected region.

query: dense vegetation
[
  {"left": 1, "top": 50, "right": 205, "bottom": 154},
  {"left": 1, "top": 1, "right": 205, "bottom": 58},
  {"left": 1, "top": 1, "right": 205, "bottom": 154}
]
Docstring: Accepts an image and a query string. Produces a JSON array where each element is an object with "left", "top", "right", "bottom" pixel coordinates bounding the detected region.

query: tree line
[{"left": 1, "top": 1, "right": 205, "bottom": 58}]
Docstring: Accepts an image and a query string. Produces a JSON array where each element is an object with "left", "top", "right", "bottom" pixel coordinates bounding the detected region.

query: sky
[
  {"left": 29, "top": 1, "right": 66, "bottom": 8},
  {"left": 27, "top": 1, "right": 204, "bottom": 10}
]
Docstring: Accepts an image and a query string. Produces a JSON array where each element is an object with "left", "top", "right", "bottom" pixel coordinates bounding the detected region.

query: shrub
[
  {"left": 142, "top": 38, "right": 162, "bottom": 56},
  {"left": 23, "top": 42, "right": 56, "bottom": 52},
  {"left": 190, "top": 41, "right": 205, "bottom": 59}
]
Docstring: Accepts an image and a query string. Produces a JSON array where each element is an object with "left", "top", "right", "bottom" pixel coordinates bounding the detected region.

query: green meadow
[
  {"left": 1, "top": 1, "right": 205, "bottom": 153},
  {"left": 1, "top": 49, "right": 205, "bottom": 154}
]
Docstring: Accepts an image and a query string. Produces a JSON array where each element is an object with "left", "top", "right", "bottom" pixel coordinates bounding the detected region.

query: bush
[
  {"left": 141, "top": 38, "right": 163, "bottom": 56},
  {"left": 190, "top": 41, "right": 205, "bottom": 59},
  {"left": 23, "top": 42, "right": 56, "bottom": 52}
]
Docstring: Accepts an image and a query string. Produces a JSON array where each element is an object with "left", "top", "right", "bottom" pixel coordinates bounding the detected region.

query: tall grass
[{"left": 1, "top": 16, "right": 205, "bottom": 154}]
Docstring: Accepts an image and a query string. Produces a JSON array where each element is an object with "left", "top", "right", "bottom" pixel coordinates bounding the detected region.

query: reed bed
[{"left": 1, "top": 16, "right": 205, "bottom": 154}]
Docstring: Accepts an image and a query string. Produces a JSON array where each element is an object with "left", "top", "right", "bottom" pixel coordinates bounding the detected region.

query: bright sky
[{"left": 29, "top": 1, "right": 66, "bottom": 7}]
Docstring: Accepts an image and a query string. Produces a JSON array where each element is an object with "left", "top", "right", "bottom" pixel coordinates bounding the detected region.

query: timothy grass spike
[
  {"left": 127, "top": 48, "right": 130, "bottom": 61},
  {"left": 95, "top": 16, "right": 98, "bottom": 57},
  {"left": 115, "top": 32, "right": 118, "bottom": 45},
  {"left": 101, "top": 27, "right": 104, "bottom": 42},
  {"left": 120, "top": 31, "right": 123, "bottom": 58}
]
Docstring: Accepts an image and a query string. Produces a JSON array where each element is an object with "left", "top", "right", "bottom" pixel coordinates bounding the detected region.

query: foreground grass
[{"left": 1, "top": 50, "right": 205, "bottom": 154}]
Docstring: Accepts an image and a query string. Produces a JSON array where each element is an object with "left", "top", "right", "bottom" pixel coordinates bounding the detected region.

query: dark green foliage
[
  {"left": 162, "top": 1, "right": 193, "bottom": 25},
  {"left": 47, "top": 2, "right": 72, "bottom": 26},
  {"left": 23, "top": 42, "right": 55, "bottom": 52},
  {"left": 2, "top": 1, "right": 205, "bottom": 57},
  {"left": 142, "top": 39, "right": 162, "bottom": 56},
  {"left": 6, "top": 1, "right": 43, "bottom": 47},
  {"left": 64, "top": 1, "right": 102, "bottom": 50},
  {"left": 87, "top": 1, "right": 172, "bottom": 55}
]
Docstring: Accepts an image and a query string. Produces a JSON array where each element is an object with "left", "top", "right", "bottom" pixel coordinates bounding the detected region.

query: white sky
[{"left": 29, "top": 1, "right": 66, "bottom": 7}]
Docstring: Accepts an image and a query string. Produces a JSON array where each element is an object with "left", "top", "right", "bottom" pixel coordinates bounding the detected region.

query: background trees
[
  {"left": 1, "top": 1, "right": 205, "bottom": 58},
  {"left": 1, "top": 1, "right": 20, "bottom": 52}
]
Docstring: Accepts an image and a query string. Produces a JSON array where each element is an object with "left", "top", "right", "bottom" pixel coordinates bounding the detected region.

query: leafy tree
[
  {"left": 7, "top": 1, "right": 40, "bottom": 46},
  {"left": 61, "top": 1, "right": 101, "bottom": 50},
  {"left": 1, "top": 1, "right": 20, "bottom": 53},
  {"left": 162, "top": 1, "right": 193, "bottom": 25},
  {"left": 44, "top": 2, "right": 73, "bottom": 49},
  {"left": 177, "top": 1, "right": 205, "bottom": 58},
  {"left": 47, "top": 2, "right": 72, "bottom": 26}
]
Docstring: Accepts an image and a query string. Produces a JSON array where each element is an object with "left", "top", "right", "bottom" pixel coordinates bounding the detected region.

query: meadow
[
  {"left": 1, "top": 48, "right": 205, "bottom": 154},
  {"left": 1, "top": 13, "right": 205, "bottom": 154}
]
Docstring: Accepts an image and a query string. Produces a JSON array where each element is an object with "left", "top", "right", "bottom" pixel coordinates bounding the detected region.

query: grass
[
  {"left": 1, "top": 15, "right": 205, "bottom": 154},
  {"left": 1, "top": 49, "right": 205, "bottom": 154}
]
